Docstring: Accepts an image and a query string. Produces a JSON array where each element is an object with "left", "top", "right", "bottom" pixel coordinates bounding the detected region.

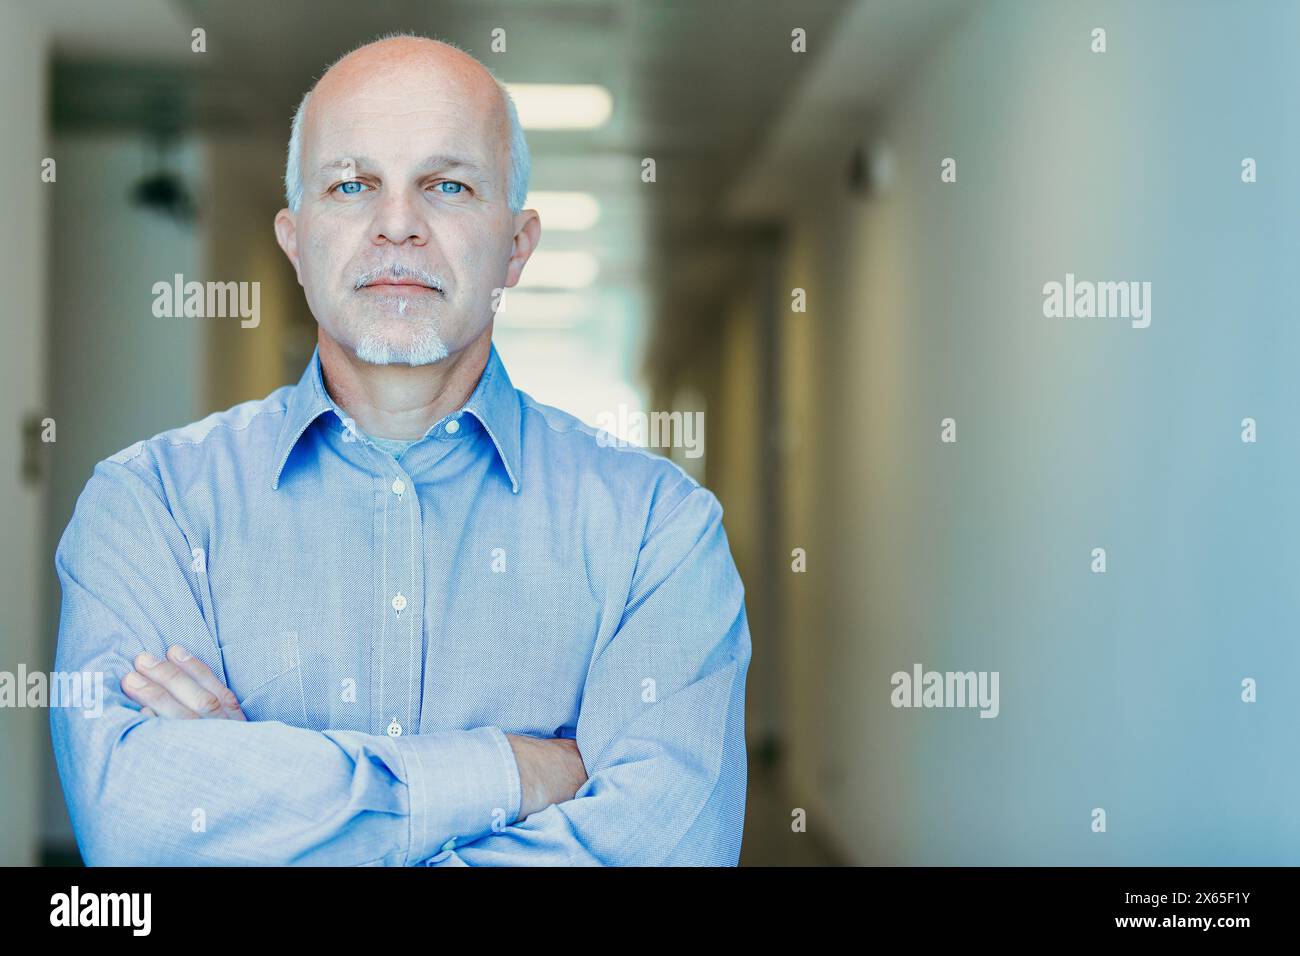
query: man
[{"left": 49, "top": 34, "right": 751, "bottom": 866}]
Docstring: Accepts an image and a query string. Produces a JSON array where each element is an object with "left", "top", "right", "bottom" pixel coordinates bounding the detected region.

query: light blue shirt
[{"left": 50, "top": 342, "right": 751, "bottom": 866}]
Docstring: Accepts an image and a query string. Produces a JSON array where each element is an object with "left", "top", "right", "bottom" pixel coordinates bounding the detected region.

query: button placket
[
  {"left": 389, "top": 468, "right": 412, "bottom": 619},
  {"left": 376, "top": 458, "right": 426, "bottom": 738},
  {"left": 375, "top": 463, "right": 418, "bottom": 737}
]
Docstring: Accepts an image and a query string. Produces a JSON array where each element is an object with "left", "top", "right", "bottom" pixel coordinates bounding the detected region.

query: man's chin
[{"left": 351, "top": 333, "right": 451, "bottom": 367}]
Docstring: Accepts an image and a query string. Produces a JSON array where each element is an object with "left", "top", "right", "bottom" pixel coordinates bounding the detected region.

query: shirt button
[
  {"left": 445, "top": 419, "right": 460, "bottom": 435},
  {"left": 391, "top": 593, "right": 407, "bottom": 612},
  {"left": 386, "top": 718, "right": 402, "bottom": 737},
  {"left": 391, "top": 478, "right": 406, "bottom": 496},
  {"left": 440, "top": 837, "right": 457, "bottom": 852}
]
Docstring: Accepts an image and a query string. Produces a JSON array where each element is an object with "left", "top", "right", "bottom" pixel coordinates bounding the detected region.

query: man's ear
[
  {"left": 503, "top": 209, "right": 542, "bottom": 289},
  {"left": 274, "top": 208, "right": 303, "bottom": 285}
]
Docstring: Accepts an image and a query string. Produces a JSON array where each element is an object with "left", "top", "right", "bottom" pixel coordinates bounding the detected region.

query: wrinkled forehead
[{"left": 304, "top": 62, "right": 506, "bottom": 173}]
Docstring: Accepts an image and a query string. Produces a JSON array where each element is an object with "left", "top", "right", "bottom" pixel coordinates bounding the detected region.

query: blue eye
[
  {"left": 336, "top": 181, "right": 368, "bottom": 195},
  {"left": 434, "top": 181, "right": 465, "bottom": 195}
]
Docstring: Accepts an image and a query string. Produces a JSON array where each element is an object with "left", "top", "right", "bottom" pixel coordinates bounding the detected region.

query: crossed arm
[
  {"left": 51, "top": 459, "right": 751, "bottom": 866},
  {"left": 120, "top": 645, "right": 588, "bottom": 835}
]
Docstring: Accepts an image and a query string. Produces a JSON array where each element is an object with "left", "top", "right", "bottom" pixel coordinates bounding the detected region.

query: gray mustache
[{"left": 353, "top": 264, "right": 445, "bottom": 292}]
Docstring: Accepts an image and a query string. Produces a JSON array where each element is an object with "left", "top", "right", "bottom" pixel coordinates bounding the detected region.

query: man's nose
[{"left": 370, "top": 189, "right": 428, "bottom": 246}]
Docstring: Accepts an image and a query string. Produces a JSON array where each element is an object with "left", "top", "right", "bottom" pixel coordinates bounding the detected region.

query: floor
[{"left": 739, "top": 746, "right": 843, "bottom": 866}]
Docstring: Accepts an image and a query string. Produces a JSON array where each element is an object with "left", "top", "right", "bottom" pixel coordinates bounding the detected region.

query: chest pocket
[{"left": 219, "top": 631, "right": 308, "bottom": 727}]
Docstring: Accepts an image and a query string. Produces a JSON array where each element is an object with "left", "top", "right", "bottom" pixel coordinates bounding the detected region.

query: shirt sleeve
[
  {"left": 50, "top": 458, "right": 521, "bottom": 866},
  {"left": 426, "top": 483, "right": 752, "bottom": 866}
]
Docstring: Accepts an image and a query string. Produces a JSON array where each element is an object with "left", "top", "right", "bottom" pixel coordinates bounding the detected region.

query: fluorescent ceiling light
[
  {"left": 506, "top": 83, "right": 613, "bottom": 129},
  {"left": 517, "top": 251, "right": 599, "bottom": 289},
  {"left": 525, "top": 191, "right": 601, "bottom": 230}
]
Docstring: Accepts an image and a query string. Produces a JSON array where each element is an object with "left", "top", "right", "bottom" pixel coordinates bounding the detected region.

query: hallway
[{"left": 5, "top": 0, "right": 1300, "bottom": 867}]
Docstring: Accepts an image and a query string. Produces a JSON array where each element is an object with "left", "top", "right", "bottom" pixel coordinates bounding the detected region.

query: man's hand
[
  {"left": 505, "top": 733, "right": 588, "bottom": 820},
  {"left": 121, "top": 645, "right": 246, "bottom": 720}
]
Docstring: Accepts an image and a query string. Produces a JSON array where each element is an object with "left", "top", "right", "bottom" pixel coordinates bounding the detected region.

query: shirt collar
[{"left": 270, "top": 341, "right": 523, "bottom": 494}]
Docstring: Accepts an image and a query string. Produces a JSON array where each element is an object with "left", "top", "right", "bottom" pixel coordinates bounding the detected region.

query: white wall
[
  {"left": 779, "top": 0, "right": 1300, "bottom": 864},
  {"left": 0, "top": 0, "right": 49, "bottom": 866}
]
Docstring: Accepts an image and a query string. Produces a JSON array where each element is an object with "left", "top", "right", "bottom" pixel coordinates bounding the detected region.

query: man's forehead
[
  {"left": 310, "top": 88, "right": 491, "bottom": 131},
  {"left": 305, "top": 87, "right": 502, "bottom": 159}
]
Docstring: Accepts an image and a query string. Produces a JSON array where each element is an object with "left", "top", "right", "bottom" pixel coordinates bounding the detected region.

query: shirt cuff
[{"left": 393, "top": 725, "right": 522, "bottom": 864}]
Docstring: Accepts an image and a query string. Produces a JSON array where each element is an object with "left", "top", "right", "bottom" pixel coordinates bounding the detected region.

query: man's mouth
[
  {"left": 362, "top": 280, "right": 440, "bottom": 294},
  {"left": 353, "top": 265, "right": 446, "bottom": 295}
]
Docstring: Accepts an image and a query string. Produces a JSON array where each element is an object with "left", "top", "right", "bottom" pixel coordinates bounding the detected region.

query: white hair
[{"left": 283, "top": 33, "right": 530, "bottom": 214}]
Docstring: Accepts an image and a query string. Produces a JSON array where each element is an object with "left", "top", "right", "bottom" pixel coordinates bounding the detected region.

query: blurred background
[{"left": 5, "top": 0, "right": 1300, "bottom": 866}]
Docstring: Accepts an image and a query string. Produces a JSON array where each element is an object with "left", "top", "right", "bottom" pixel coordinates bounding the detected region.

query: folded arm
[
  {"left": 50, "top": 459, "right": 521, "bottom": 866},
  {"left": 427, "top": 484, "right": 753, "bottom": 866}
]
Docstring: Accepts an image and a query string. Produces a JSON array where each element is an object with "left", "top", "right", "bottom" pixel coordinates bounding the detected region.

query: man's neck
[{"left": 317, "top": 327, "right": 492, "bottom": 440}]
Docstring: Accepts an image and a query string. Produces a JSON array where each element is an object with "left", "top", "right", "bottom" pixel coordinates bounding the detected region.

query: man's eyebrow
[
  {"left": 314, "top": 154, "right": 488, "bottom": 180},
  {"left": 315, "top": 157, "right": 372, "bottom": 178},
  {"left": 415, "top": 153, "right": 488, "bottom": 178}
]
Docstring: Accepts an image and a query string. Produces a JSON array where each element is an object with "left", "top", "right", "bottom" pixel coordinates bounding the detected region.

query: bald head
[{"left": 284, "top": 34, "right": 530, "bottom": 213}]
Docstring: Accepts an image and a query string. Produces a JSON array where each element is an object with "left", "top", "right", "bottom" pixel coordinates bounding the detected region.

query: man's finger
[
  {"left": 166, "top": 645, "right": 246, "bottom": 721},
  {"left": 140, "top": 706, "right": 157, "bottom": 717},
  {"left": 121, "top": 671, "right": 194, "bottom": 719},
  {"left": 134, "top": 652, "right": 224, "bottom": 718}
]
